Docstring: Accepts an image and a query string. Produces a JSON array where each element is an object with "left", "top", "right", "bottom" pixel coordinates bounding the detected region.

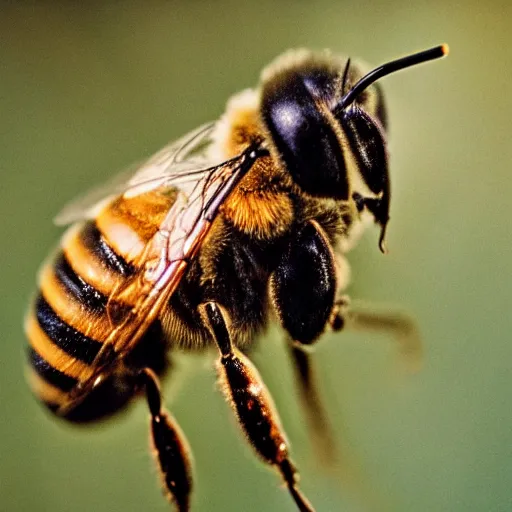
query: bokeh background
[{"left": 1, "top": 2, "right": 511, "bottom": 511}]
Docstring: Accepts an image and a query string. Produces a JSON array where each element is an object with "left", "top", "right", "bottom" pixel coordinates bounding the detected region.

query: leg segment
[
  {"left": 200, "top": 301, "right": 315, "bottom": 512},
  {"left": 270, "top": 220, "right": 337, "bottom": 345},
  {"left": 270, "top": 220, "right": 339, "bottom": 467},
  {"left": 287, "top": 342, "right": 338, "bottom": 469},
  {"left": 139, "top": 368, "right": 193, "bottom": 512},
  {"left": 330, "top": 297, "right": 423, "bottom": 372}
]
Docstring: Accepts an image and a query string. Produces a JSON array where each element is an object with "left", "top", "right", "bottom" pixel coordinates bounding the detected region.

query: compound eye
[
  {"left": 262, "top": 71, "right": 349, "bottom": 200},
  {"left": 339, "top": 105, "right": 390, "bottom": 250},
  {"left": 339, "top": 106, "right": 388, "bottom": 195}
]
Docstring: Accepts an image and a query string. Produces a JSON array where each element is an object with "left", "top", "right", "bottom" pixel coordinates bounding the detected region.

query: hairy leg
[
  {"left": 200, "top": 301, "right": 315, "bottom": 512},
  {"left": 138, "top": 368, "right": 193, "bottom": 511}
]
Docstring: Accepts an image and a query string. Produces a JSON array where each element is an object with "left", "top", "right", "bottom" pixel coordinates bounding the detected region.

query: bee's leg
[
  {"left": 270, "top": 220, "right": 339, "bottom": 467},
  {"left": 138, "top": 367, "right": 193, "bottom": 512},
  {"left": 200, "top": 301, "right": 315, "bottom": 512},
  {"left": 270, "top": 220, "right": 337, "bottom": 347},
  {"left": 286, "top": 343, "right": 338, "bottom": 468},
  {"left": 330, "top": 295, "right": 423, "bottom": 372}
]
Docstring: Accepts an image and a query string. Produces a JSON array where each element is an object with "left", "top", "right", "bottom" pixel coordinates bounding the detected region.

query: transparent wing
[
  {"left": 60, "top": 142, "right": 266, "bottom": 414},
  {"left": 55, "top": 122, "right": 216, "bottom": 225}
]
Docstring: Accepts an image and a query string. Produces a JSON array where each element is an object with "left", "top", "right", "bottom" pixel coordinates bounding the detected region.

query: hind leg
[
  {"left": 138, "top": 368, "right": 193, "bottom": 512},
  {"left": 130, "top": 322, "right": 193, "bottom": 511}
]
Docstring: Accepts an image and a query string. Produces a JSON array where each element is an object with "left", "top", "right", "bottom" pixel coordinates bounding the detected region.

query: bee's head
[{"left": 260, "top": 45, "right": 448, "bottom": 251}]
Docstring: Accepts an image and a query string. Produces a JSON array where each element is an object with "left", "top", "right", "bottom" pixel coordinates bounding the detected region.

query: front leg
[
  {"left": 269, "top": 220, "right": 339, "bottom": 466},
  {"left": 270, "top": 220, "right": 337, "bottom": 345},
  {"left": 199, "top": 301, "right": 315, "bottom": 512}
]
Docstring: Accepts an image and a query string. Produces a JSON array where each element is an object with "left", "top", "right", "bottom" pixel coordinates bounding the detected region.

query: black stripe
[
  {"left": 28, "top": 347, "right": 78, "bottom": 392},
  {"left": 35, "top": 294, "right": 103, "bottom": 364},
  {"left": 54, "top": 252, "right": 108, "bottom": 313},
  {"left": 80, "top": 221, "right": 135, "bottom": 277}
]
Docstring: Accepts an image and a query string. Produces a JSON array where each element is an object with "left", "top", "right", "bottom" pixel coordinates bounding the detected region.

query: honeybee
[{"left": 25, "top": 44, "right": 448, "bottom": 511}]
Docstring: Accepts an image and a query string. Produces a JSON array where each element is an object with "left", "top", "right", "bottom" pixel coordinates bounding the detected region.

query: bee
[{"left": 25, "top": 44, "right": 448, "bottom": 511}]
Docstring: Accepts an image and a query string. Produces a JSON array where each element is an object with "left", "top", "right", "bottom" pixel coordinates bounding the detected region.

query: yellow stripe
[
  {"left": 27, "top": 369, "right": 69, "bottom": 406},
  {"left": 96, "top": 214, "right": 145, "bottom": 264},
  {"left": 63, "top": 226, "right": 124, "bottom": 297},
  {"left": 38, "top": 263, "right": 114, "bottom": 342},
  {"left": 96, "top": 190, "right": 175, "bottom": 264},
  {"left": 25, "top": 312, "right": 92, "bottom": 381}
]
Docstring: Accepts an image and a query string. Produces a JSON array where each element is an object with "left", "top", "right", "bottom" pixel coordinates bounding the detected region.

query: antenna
[{"left": 337, "top": 44, "right": 449, "bottom": 111}]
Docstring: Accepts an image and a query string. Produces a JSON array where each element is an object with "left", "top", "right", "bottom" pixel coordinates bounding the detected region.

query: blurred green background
[{"left": 1, "top": 2, "right": 511, "bottom": 511}]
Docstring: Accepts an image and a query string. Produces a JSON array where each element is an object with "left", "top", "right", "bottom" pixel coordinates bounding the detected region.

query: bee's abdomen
[
  {"left": 26, "top": 190, "right": 176, "bottom": 412},
  {"left": 25, "top": 221, "right": 135, "bottom": 410}
]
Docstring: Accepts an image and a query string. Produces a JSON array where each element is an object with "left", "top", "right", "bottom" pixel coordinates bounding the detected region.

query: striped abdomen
[{"left": 26, "top": 189, "right": 176, "bottom": 413}]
